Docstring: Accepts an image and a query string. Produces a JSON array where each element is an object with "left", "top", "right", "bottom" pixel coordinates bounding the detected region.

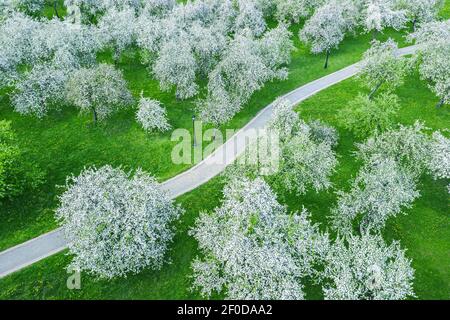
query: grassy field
[
  {"left": 0, "top": 3, "right": 448, "bottom": 300},
  {"left": 0, "top": 70, "right": 448, "bottom": 300},
  {"left": 0, "top": 17, "right": 415, "bottom": 251}
]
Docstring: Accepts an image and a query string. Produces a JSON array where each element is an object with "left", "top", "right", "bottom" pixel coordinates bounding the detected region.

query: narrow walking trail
[{"left": 0, "top": 45, "right": 418, "bottom": 279}]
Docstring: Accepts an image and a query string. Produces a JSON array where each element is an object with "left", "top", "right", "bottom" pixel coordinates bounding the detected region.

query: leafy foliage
[
  {"left": 0, "top": 120, "right": 43, "bottom": 200},
  {"left": 323, "top": 232, "right": 415, "bottom": 300},
  {"left": 338, "top": 92, "right": 400, "bottom": 138}
]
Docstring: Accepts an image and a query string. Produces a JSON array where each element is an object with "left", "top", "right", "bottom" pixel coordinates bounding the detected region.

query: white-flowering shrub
[
  {"left": 426, "top": 131, "right": 450, "bottom": 180},
  {"left": 198, "top": 26, "right": 294, "bottom": 126},
  {"left": 409, "top": 21, "right": 450, "bottom": 107},
  {"left": 56, "top": 165, "right": 182, "bottom": 279},
  {"left": 0, "top": 13, "right": 101, "bottom": 86},
  {"left": 308, "top": 119, "right": 339, "bottom": 148},
  {"left": 267, "top": 98, "right": 300, "bottom": 142},
  {"left": 190, "top": 177, "right": 329, "bottom": 299},
  {"left": 363, "top": 0, "right": 408, "bottom": 34},
  {"left": 189, "top": 22, "right": 227, "bottom": 75},
  {"left": 136, "top": 96, "right": 171, "bottom": 132},
  {"left": 279, "top": 131, "right": 338, "bottom": 195},
  {"left": 266, "top": 99, "right": 339, "bottom": 194},
  {"left": 135, "top": 14, "right": 165, "bottom": 54},
  {"left": 153, "top": 37, "right": 199, "bottom": 100},
  {"left": 0, "top": 12, "right": 40, "bottom": 85},
  {"left": 323, "top": 233, "right": 415, "bottom": 300},
  {"left": 396, "top": 0, "right": 443, "bottom": 28},
  {"left": 134, "top": 0, "right": 295, "bottom": 121},
  {"left": 274, "top": 0, "right": 325, "bottom": 23},
  {"left": 65, "top": 64, "right": 133, "bottom": 123},
  {"left": 358, "top": 39, "right": 409, "bottom": 97},
  {"left": 300, "top": 0, "right": 356, "bottom": 67},
  {"left": 142, "top": 0, "right": 175, "bottom": 16},
  {"left": 97, "top": 5, "right": 136, "bottom": 59},
  {"left": 408, "top": 19, "right": 450, "bottom": 44},
  {"left": 63, "top": 0, "right": 142, "bottom": 18},
  {"left": 14, "top": 0, "right": 45, "bottom": 14},
  {"left": 332, "top": 156, "right": 420, "bottom": 234},
  {"left": 258, "top": 23, "right": 294, "bottom": 76},
  {"left": 11, "top": 63, "right": 70, "bottom": 118},
  {"left": 355, "top": 121, "right": 430, "bottom": 175},
  {"left": 234, "top": 0, "right": 266, "bottom": 37}
]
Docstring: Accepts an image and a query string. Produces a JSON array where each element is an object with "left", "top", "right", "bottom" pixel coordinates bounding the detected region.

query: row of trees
[
  {"left": 54, "top": 100, "right": 448, "bottom": 297},
  {"left": 0, "top": 0, "right": 294, "bottom": 128},
  {"left": 190, "top": 175, "right": 415, "bottom": 300},
  {"left": 299, "top": 0, "right": 444, "bottom": 69},
  {"left": 1, "top": 0, "right": 447, "bottom": 130}
]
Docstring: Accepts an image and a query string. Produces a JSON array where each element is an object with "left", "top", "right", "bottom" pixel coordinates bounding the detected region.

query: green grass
[
  {"left": 0, "top": 2, "right": 448, "bottom": 299},
  {"left": 0, "top": 71, "right": 448, "bottom": 300},
  {"left": 0, "top": 19, "right": 414, "bottom": 251}
]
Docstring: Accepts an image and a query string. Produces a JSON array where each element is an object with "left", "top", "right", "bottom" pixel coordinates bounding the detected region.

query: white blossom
[
  {"left": 198, "top": 27, "right": 294, "bottom": 126},
  {"left": 396, "top": 0, "right": 443, "bottom": 28},
  {"left": 65, "top": 64, "right": 133, "bottom": 123},
  {"left": 274, "top": 0, "right": 326, "bottom": 23},
  {"left": 300, "top": 0, "right": 356, "bottom": 60},
  {"left": 358, "top": 39, "right": 409, "bottom": 97},
  {"left": 0, "top": 12, "right": 40, "bottom": 85},
  {"left": 11, "top": 63, "right": 70, "bottom": 118},
  {"left": 355, "top": 121, "right": 431, "bottom": 175},
  {"left": 267, "top": 97, "right": 300, "bottom": 142},
  {"left": 362, "top": 0, "right": 408, "bottom": 34},
  {"left": 332, "top": 156, "right": 420, "bottom": 234},
  {"left": 190, "top": 177, "right": 329, "bottom": 300},
  {"left": 279, "top": 131, "right": 338, "bottom": 195},
  {"left": 56, "top": 165, "right": 182, "bottom": 279},
  {"left": 97, "top": 5, "right": 136, "bottom": 59},
  {"left": 142, "top": 0, "right": 175, "bottom": 16},
  {"left": 409, "top": 21, "right": 450, "bottom": 107},
  {"left": 323, "top": 233, "right": 415, "bottom": 300},
  {"left": 136, "top": 95, "right": 171, "bottom": 132},
  {"left": 426, "top": 131, "right": 450, "bottom": 180},
  {"left": 259, "top": 23, "right": 294, "bottom": 76},
  {"left": 307, "top": 119, "right": 339, "bottom": 148},
  {"left": 0, "top": 13, "right": 101, "bottom": 87},
  {"left": 153, "top": 36, "right": 198, "bottom": 100},
  {"left": 234, "top": 0, "right": 266, "bottom": 37}
]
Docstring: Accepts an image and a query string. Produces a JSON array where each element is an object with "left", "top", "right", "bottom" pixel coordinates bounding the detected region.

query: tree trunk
[
  {"left": 92, "top": 108, "right": 98, "bottom": 125},
  {"left": 324, "top": 50, "right": 330, "bottom": 69},
  {"left": 53, "top": 1, "right": 60, "bottom": 19},
  {"left": 368, "top": 82, "right": 383, "bottom": 99},
  {"left": 372, "top": 29, "right": 377, "bottom": 41},
  {"left": 436, "top": 98, "right": 444, "bottom": 109},
  {"left": 359, "top": 216, "right": 370, "bottom": 235}
]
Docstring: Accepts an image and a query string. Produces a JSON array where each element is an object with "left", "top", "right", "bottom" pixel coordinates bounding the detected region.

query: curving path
[{"left": 0, "top": 45, "right": 418, "bottom": 279}]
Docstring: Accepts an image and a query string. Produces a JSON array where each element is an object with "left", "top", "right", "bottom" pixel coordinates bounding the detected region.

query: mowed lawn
[
  {"left": 0, "top": 70, "right": 448, "bottom": 300},
  {"left": 0, "top": 20, "right": 414, "bottom": 251},
  {"left": 0, "top": 3, "right": 448, "bottom": 300}
]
